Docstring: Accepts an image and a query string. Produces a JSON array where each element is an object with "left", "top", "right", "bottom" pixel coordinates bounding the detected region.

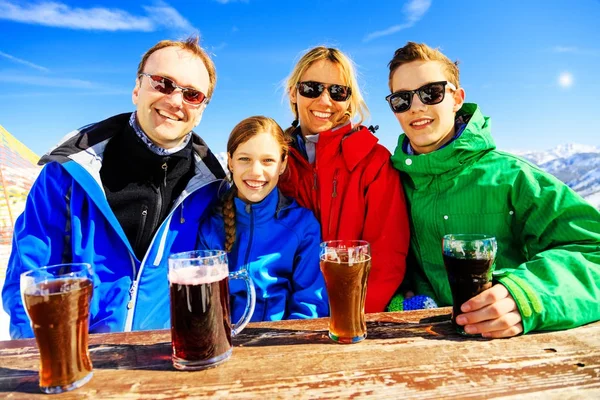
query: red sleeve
[{"left": 362, "top": 152, "right": 410, "bottom": 313}]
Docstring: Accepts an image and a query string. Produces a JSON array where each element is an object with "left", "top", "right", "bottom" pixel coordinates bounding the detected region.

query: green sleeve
[{"left": 500, "top": 166, "right": 600, "bottom": 333}]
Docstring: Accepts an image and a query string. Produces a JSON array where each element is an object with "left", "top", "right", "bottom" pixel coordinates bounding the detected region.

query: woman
[{"left": 278, "top": 46, "right": 410, "bottom": 312}]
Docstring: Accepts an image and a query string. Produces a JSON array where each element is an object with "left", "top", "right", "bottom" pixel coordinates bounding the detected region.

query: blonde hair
[
  {"left": 137, "top": 36, "right": 217, "bottom": 99},
  {"left": 387, "top": 42, "right": 460, "bottom": 91},
  {"left": 223, "top": 116, "right": 288, "bottom": 252},
  {"left": 285, "top": 46, "right": 369, "bottom": 131}
]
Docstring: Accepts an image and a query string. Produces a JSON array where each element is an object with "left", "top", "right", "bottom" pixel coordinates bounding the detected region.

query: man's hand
[{"left": 455, "top": 284, "right": 523, "bottom": 338}]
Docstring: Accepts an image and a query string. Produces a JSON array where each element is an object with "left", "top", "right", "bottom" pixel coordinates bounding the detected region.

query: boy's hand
[{"left": 454, "top": 284, "right": 523, "bottom": 338}]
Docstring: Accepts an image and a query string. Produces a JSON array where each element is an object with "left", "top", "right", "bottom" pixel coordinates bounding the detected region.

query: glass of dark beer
[
  {"left": 442, "top": 234, "right": 498, "bottom": 336},
  {"left": 168, "top": 250, "right": 256, "bottom": 370},
  {"left": 20, "top": 263, "right": 94, "bottom": 394},
  {"left": 320, "top": 240, "right": 371, "bottom": 344}
]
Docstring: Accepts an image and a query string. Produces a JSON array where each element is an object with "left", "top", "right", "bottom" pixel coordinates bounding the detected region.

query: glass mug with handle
[
  {"left": 168, "top": 250, "right": 256, "bottom": 370},
  {"left": 21, "top": 263, "right": 95, "bottom": 394}
]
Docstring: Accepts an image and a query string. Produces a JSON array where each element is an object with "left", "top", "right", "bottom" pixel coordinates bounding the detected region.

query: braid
[{"left": 223, "top": 185, "right": 237, "bottom": 252}]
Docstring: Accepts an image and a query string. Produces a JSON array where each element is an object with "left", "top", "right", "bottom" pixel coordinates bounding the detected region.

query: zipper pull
[
  {"left": 180, "top": 202, "right": 185, "bottom": 224},
  {"left": 332, "top": 178, "right": 337, "bottom": 198},
  {"left": 162, "top": 162, "right": 168, "bottom": 186},
  {"left": 127, "top": 281, "right": 138, "bottom": 310}
]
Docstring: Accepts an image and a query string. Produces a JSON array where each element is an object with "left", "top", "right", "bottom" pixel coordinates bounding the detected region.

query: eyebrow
[{"left": 236, "top": 152, "right": 279, "bottom": 158}]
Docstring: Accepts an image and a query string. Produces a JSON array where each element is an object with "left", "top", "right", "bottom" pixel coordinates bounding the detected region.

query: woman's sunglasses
[
  {"left": 385, "top": 81, "right": 456, "bottom": 113},
  {"left": 139, "top": 73, "right": 208, "bottom": 105},
  {"left": 296, "top": 81, "right": 352, "bottom": 102}
]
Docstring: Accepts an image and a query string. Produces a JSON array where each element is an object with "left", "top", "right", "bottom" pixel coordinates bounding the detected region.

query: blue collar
[{"left": 234, "top": 189, "right": 291, "bottom": 226}]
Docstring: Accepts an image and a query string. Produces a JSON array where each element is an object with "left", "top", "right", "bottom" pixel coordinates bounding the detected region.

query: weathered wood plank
[{"left": 1, "top": 308, "right": 599, "bottom": 399}]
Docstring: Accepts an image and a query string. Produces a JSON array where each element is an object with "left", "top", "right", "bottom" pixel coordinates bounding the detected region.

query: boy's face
[{"left": 390, "top": 60, "right": 464, "bottom": 154}]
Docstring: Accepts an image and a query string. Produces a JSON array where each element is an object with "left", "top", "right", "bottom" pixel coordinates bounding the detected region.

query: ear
[
  {"left": 279, "top": 154, "right": 288, "bottom": 175},
  {"left": 227, "top": 152, "right": 233, "bottom": 173},
  {"left": 289, "top": 86, "right": 297, "bottom": 104},
  {"left": 452, "top": 87, "right": 466, "bottom": 112},
  {"left": 132, "top": 78, "right": 141, "bottom": 105}
]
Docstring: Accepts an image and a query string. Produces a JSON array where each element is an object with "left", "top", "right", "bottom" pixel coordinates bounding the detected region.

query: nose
[
  {"left": 410, "top": 92, "right": 426, "bottom": 112},
  {"left": 316, "top": 89, "right": 334, "bottom": 106},
  {"left": 250, "top": 161, "right": 263, "bottom": 176},
  {"left": 164, "top": 88, "right": 184, "bottom": 106}
]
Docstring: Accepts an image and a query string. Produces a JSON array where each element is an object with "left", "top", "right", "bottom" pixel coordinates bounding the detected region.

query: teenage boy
[{"left": 387, "top": 42, "right": 600, "bottom": 338}]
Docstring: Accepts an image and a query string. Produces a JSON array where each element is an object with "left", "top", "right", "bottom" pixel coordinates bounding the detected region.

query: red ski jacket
[{"left": 279, "top": 123, "right": 410, "bottom": 312}]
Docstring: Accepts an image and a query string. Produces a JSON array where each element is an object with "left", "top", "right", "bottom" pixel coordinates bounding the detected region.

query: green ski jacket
[{"left": 391, "top": 103, "right": 600, "bottom": 333}]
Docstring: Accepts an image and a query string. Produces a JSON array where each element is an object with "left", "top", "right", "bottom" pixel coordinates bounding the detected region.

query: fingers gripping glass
[
  {"left": 139, "top": 73, "right": 208, "bottom": 105},
  {"left": 385, "top": 81, "right": 456, "bottom": 113},
  {"left": 297, "top": 81, "right": 352, "bottom": 102}
]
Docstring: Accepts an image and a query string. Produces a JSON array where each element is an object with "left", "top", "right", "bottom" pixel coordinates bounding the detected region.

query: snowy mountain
[{"left": 510, "top": 144, "right": 600, "bottom": 209}]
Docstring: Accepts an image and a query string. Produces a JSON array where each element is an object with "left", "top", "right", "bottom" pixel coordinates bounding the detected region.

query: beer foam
[{"left": 168, "top": 264, "right": 228, "bottom": 285}]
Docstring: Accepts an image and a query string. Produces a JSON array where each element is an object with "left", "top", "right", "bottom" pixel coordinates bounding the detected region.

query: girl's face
[
  {"left": 228, "top": 132, "right": 287, "bottom": 203},
  {"left": 290, "top": 59, "right": 351, "bottom": 136}
]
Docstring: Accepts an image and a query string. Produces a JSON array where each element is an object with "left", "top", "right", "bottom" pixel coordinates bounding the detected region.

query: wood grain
[{"left": 1, "top": 308, "right": 599, "bottom": 399}]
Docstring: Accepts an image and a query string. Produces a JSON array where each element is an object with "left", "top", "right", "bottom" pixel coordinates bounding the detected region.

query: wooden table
[{"left": 1, "top": 307, "right": 599, "bottom": 399}]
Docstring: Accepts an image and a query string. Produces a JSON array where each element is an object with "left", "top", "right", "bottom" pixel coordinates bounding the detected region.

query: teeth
[
  {"left": 312, "top": 111, "right": 332, "bottom": 118},
  {"left": 245, "top": 180, "right": 266, "bottom": 188},
  {"left": 157, "top": 110, "right": 179, "bottom": 121},
  {"left": 411, "top": 119, "right": 432, "bottom": 126}
]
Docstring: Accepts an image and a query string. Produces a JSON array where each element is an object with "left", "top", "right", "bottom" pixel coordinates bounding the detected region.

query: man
[
  {"left": 2, "top": 37, "right": 226, "bottom": 339},
  {"left": 386, "top": 42, "right": 600, "bottom": 338}
]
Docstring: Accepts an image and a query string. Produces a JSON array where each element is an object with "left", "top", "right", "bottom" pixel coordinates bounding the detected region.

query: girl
[
  {"left": 198, "top": 116, "right": 328, "bottom": 322},
  {"left": 278, "top": 46, "right": 410, "bottom": 313}
]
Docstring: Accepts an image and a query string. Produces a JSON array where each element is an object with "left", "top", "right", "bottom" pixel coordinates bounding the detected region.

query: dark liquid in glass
[
  {"left": 443, "top": 255, "right": 493, "bottom": 332},
  {"left": 170, "top": 277, "right": 232, "bottom": 363},
  {"left": 320, "top": 255, "right": 371, "bottom": 342},
  {"left": 24, "top": 278, "right": 93, "bottom": 388}
]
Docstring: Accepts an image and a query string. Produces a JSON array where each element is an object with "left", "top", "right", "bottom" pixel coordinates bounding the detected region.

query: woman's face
[{"left": 290, "top": 59, "right": 351, "bottom": 136}]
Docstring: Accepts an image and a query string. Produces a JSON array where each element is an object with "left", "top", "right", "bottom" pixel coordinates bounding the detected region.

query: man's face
[
  {"left": 132, "top": 46, "right": 210, "bottom": 149},
  {"left": 390, "top": 60, "right": 464, "bottom": 154}
]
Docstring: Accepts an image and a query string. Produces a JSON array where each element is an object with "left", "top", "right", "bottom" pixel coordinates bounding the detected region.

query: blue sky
[{"left": 0, "top": 0, "right": 599, "bottom": 156}]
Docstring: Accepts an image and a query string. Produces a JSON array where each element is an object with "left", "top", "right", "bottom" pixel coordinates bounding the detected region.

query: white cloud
[
  {"left": 558, "top": 72, "right": 574, "bottom": 88},
  {"left": 363, "top": 0, "right": 431, "bottom": 42},
  {"left": 0, "top": 0, "right": 193, "bottom": 32},
  {"left": 0, "top": 73, "right": 98, "bottom": 89},
  {"left": 0, "top": 51, "right": 49, "bottom": 72},
  {"left": 551, "top": 46, "right": 599, "bottom": 56},
  {"left": 213, "top": 0, "right": 248, "bottom": 4}
]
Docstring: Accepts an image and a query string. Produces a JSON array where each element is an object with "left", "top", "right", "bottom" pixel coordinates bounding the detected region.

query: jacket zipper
[
  {"left": 328, "top": 169, "right": 339, "bottom": 237},
  {"left": 133, "top": 206, "right": 149, "bottom": 252},
  {"left": 243, "top": 204, "right": 255, "bottom": 267}
]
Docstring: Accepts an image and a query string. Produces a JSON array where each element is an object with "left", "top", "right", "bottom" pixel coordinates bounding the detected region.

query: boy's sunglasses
[
  {"left": 385, "top": 81, "right": 456, "bottom": 113},
  {"left": 139, "top": 73, "right": 208, "bottom": 105},
  {"left": 296, "top": 81, "right": 352, "bottom": 102}
]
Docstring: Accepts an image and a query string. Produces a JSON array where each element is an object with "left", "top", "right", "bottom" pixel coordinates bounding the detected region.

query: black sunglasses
[
  {"left": 139, "top": 73, "right": 208, "bottom": 105},
  {"left": 296, "top": 81, "right": 352, "bottom": 102},
  {"left": 385, "top": 81, "right": 456, "bottom": 113}
]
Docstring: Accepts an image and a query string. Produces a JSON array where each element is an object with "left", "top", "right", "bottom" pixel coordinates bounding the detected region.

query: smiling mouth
[
  {"left": 312, "top": 111, "right": 332, "bottom": 119},
  {"left": 244, "top": 180, "right": 267, "bottom": 189},
  {"left": 156, "top": 109, "right": 181, "bottom": 121},
  {"left": 410, "top": 118, "right": 434, "bottom": 127}
]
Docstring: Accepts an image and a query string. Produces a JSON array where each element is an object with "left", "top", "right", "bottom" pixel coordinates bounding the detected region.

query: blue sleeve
[
  {"left": 287, "top": 213, "right": 329, "bottom": 319},
  {"left": 196, "top": 212, "right": 225, "bottom": 251},
  {"left": 2, "top": 163, "right": 71, "bottom": 339}
]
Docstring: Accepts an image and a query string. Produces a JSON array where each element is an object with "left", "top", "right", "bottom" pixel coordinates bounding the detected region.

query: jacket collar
[
  {"left": 291, "top": 121, "right": 380, "bottom": 171},
  {"left": 390, "top": 103, "right": 495, "bottom": 189},
  {"left": 234, "top": 188, "right": 293, "bottom": 226}
]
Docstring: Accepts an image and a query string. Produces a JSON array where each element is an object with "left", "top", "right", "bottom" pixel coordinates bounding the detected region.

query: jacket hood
[{"left": 391, "top": 103, "right": 495, "bottom": 188}]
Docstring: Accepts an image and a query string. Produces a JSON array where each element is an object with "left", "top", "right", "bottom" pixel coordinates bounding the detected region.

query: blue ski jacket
[
  {"left": 2, "top": 113, "right": 225, "bottom": 339},
  {"left": 198, "top": 188, "right": 329, "bottom": 322}
]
